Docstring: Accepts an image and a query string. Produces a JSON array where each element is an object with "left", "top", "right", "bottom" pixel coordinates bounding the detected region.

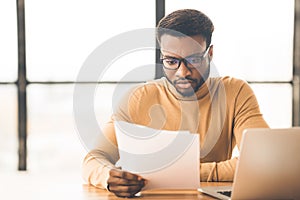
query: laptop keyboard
[{"left": 217, "top": 191, "right": 232, "bottom": 197}]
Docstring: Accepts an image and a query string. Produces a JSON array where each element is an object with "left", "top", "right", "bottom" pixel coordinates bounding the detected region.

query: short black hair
[{"left": 156, "top": 9, "right": 214, "bottom": 48}]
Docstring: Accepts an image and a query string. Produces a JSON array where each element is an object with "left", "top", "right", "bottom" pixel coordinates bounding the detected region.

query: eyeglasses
[{"left": 160, "top": 46, "right": 210, "bottom": 70}]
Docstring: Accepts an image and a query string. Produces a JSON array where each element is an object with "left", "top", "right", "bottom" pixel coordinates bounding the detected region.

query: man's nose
[{"left": 175, "top": 60, "right": 192, "bottom": 76}]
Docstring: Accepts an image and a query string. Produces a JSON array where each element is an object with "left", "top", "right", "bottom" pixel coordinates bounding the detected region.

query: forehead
[{"left": 160, "top": 34, "right": 207, "bottom": 57}]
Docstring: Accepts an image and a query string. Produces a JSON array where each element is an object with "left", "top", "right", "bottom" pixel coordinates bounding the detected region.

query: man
[{"left": 82, "top": 9, "right": 268, "bottom": 198}]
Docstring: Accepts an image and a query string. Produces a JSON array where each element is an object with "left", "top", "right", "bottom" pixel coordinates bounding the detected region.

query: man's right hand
[{"left": 107, "top": 168, "right": 146, "bottom": 198}]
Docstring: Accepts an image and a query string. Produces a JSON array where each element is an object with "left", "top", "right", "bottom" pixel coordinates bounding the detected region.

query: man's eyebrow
[
  {"left": 162, "top": 52, "right": 204, "bottom": 59},
  {"left": 185, "top": 52, "right": 206, "bottom": 58},
  {"left": 161, "top": 55, "right": 179, "bottom": 59}
]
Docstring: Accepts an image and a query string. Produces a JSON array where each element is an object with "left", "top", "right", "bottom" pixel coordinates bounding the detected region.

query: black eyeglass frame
[{"left": 160, "top": 46, "right": 211, "bottom": 70}]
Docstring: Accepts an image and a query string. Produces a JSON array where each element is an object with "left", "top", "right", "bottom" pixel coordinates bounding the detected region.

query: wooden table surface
[
  {"left": 0, "top": 172, "right": 232, "bottom": 200},
  {"left": 83, "top": 182, "right": 232, "bottom": 200}
]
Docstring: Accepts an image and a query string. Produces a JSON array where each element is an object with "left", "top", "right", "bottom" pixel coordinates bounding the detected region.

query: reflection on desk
[{"left": 0, "top": 172, "right": 231, "bottom": 200}]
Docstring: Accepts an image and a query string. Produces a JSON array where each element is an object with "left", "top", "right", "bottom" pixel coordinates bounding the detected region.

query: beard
[{"left": 164, "top": 65, "right": 210, "bottom": 97}]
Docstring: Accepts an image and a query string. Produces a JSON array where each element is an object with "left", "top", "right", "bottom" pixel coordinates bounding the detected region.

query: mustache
[{"left": 174, "top": 77, "right": 197, "bottom": 84}]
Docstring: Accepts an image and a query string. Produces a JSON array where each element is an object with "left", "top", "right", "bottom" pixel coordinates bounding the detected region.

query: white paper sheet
[{"left": 114, "top": 121, "right": 200, "bottom": 190}]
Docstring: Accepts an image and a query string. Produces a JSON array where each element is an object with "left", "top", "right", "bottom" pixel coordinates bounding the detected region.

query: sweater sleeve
[
  {"left": 82, "top": 86, "right": 139, "bottom": 189},
  {"left": 82, "top": 120, "right": 119, "bottom": 189},
  {"left": 233, "top": 80, "right": 269, "bottom": 148},
  {"left": 200, "top": 157, "right": 237, "bottom": 181},
  {"left": 201, "top": 79, "right": 269, "bottom": 182}
]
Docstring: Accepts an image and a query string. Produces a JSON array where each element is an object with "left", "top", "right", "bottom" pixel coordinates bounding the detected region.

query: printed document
[{"left": 114, "top": 121, "right": 200, "bottom": 190}]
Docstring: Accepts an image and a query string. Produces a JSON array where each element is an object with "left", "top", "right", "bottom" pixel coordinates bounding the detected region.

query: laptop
[{"left": 198, "top": 128, "right": 300, "bottom": 199}]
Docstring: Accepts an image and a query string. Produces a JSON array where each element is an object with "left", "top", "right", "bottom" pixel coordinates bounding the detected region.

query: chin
[{"left": 176, "top": 88, "right": 196, "bottom": 97}]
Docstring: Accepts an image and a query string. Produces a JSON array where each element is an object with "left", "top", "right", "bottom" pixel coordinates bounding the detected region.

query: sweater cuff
[
  {"left": 200, "top": 162, "right": 217, "bottom": 181},
  {"left": 102, "top": 167, "right": 111, "bottom": 191},
  {"left": 90, "top": 165, "right": 112, "bottom": 189}
]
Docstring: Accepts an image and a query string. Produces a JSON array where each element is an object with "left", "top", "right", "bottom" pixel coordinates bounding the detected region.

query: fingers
[
  {"left": 107, "top": 169, "right": 146, "bottom": 198},
  {"left": 108, "top": 184, "right": 144, "bottom": 198},
  {"left": 108, "top": 176, "right": 142, "bottom": 186},
  {"left": 110, "top": 168, "right": 143, "bottom": 181}
]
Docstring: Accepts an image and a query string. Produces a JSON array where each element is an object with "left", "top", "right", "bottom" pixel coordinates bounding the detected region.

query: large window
[
  {"left": 166, "top": 0, "right": 294, "bottom": 128},
  {"left": 0, "top": 1, "right": 18, "bottom": 82},
  {"left": 0, "top": 0, "right": 18, "bottom": 172},
  {"left": 0, "top": 0, "right": 298, "bottom": 172},
  {"left": 25, "top": 0, "right": 155, "bottom": 82},
  {"left": 24, "top": 0, "right": 155, "bottom": 173},
  {"left": 0, "top": 85, "right": 18, "bottom": 171}
]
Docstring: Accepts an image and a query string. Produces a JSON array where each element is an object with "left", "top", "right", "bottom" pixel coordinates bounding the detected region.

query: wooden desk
[
  {"left": 1, "top": 172, "right": 231, "bottom": 200},
  {"left": 83, "top": 182, "right": 232, "bottom": 200}
]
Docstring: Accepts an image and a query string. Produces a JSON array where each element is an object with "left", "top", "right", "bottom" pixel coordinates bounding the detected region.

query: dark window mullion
[
  {"left": 293, "top": 0, "right": 300, "bottom": 126},
  {"left": 155, "top": 0, "right": 165, "bottom": 79},
  {"left": 17, "top": 0, "right": 27, "bottom": 170}
]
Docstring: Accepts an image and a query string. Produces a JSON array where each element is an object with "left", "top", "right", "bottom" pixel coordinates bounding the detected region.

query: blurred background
[{"left": 0, "top": 0, "right": 298, "bottom": 179}]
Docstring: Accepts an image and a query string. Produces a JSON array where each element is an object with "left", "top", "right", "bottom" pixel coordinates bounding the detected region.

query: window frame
[{"left": 13, "top": 0, "right": 300, "bottom": 170}]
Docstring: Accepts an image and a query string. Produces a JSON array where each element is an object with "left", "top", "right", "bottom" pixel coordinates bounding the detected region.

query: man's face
[{"left": 160, "top": 34, "right": 213, "bottom": 97}]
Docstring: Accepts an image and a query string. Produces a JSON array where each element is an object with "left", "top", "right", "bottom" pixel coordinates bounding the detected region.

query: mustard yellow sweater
[{"left": 82, "top": 76, "right": 268, "bottom": 188}]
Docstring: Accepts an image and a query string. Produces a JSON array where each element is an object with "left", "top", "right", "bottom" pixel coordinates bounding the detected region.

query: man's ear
[{"left": 208, "top": 45, "right": 213, "bottom": 60}]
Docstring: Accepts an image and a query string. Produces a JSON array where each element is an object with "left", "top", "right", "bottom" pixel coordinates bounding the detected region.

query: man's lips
[{"left": 174, "top": 80, "right": 194, "bottom": 89}]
